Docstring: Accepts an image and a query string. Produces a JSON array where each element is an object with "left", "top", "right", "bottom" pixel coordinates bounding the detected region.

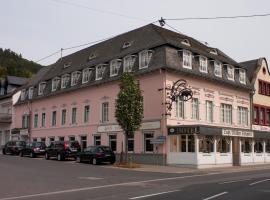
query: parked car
[
  {"left": 2, "top": 141, "right": 26, "bottom": 155},
  {"left": 76, "top": 146, "right": 115, "bottom": 165},
  {"left": 45, "top": 141, "right": 81, "bottom": 161},
  {"left": 20, "top": 142, "right": 46, "bottom": 158}
]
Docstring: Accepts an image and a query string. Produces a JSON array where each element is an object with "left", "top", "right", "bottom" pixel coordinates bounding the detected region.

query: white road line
[
  {"left": 129, "top": 190, "right": 180, "bottom": 199},
  {"left": 249, "top": 179, "right": 270, "bottom": 186},
  {"left": 219, "top": 178, "right": 251, "bottom": 184},
  {"left": 78, "top": 177, "right": 104, "bottom": 180},
  {"left": 0, "top": 172, "right": 219, "bottom": 200},
  {"left": 203, "top": 192, "right": 228, "bottom": 200}
]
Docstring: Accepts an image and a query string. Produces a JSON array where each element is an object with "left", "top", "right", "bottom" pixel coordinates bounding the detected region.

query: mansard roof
[{"left": 17, "top": 23, "right": 253, "bottom": 104}]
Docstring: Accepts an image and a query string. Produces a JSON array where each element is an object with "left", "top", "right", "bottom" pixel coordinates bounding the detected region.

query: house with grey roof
[{"left": 13, "top": 24, "right": 269, "bottom": 167}]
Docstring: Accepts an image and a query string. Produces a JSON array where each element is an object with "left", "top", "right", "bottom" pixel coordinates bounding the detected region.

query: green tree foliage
[
  {"left": 0, "top": 48, "right": 42, "bottom": 78},
  {"left": 115, "top": 73, "right": 144, "bottom": 162}
]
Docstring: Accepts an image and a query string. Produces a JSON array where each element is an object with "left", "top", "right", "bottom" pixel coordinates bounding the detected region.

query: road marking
[
  {"left": 0, "top": 172, "right": 219, "bottom": 200},
  {"left": 129, "top": 190, "right": 180, "bottom": 199},
  {"left": 249, "top": 179, "right": 270, "bottom": 186},
  {"left": 78, "top": 177, "right": 104, "bottom": 180},
  {"left": 203, "top": 192, "right": 228, "bottom": 200},
  {"left": 219, "top": 178, "right": 251, "bottom": 184}
]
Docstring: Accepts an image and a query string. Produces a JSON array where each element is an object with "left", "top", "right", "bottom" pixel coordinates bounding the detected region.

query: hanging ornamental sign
[{"left": 165, "top": 79, "right": 193, "bottom": 116}]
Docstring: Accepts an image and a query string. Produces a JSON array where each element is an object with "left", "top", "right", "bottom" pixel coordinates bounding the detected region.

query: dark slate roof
[
  {"left": 240, "top": 59, "right": 259, "bottom": 82},
  {"left": 6, "top": 76, "right": 29, "bottom": 86},
  {"left": 16, "top": 24, "right": 253, "bottom": 104}
]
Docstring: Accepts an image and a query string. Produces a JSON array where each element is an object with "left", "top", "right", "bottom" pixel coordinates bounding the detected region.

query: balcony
[{"left": 0, "top": 112, "right": 12, "bottom": 123}]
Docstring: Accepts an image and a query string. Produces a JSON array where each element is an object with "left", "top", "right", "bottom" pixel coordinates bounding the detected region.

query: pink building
[{"left": 14, "top": 24, "right": 265, "bottom": 168}]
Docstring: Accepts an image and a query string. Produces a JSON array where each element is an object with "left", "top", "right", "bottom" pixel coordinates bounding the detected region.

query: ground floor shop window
[
  {"left": 41, "top": 138, "right": 46, "bottom": 142},
  {"left": 94, "top": 135, "right": 101, "bottom": 146},
  {"left": 144, "top": 133, "right": 154, "bottom": 152},
  {"left": 33, "top": 138, "right": 37, "bottom": 142},
  {"left": 80, "top": 136, "right": 87, "bottom": 149},
  {"left": 58, "top": 136, "right": 64, "bottom": 141},
  {"left": 128, "top": 134, "right": 134, "bottom": 152},
  {"left": 69, "top": 136, "right": 75, "bottom": 142},
  {"left": 109, "top": 135, "right": 117, "bottom": 151},
  {"left": 49, "top": 137, "right": 55, "bottom": 144},
  {"left": 266, "top": 140, "right": 270, "bottom": 153},
  {"left": 199, "top": 136, "right": 214, "bottom": 153},
  {"left": 254, "top": 140, "right": 263, "bottom": 153},
  {"left": 217, "top": 137, "right": 231, "bottom": 153},
  {"left": 169, "top": 135, "right": 195, "bottom": 152},
  {"left": 241, "top": 139, "right": 252, "bottom": 153}
]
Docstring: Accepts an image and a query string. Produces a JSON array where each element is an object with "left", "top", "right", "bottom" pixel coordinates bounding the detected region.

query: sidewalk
[{"left": 107, "top": 163, "right": 270, "bottom": 174}]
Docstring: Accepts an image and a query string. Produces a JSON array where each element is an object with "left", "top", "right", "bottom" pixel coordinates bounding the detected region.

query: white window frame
[
  {"left": 139, "top": 50, "right": 153, "bottom": 69},
  {"left": 95, "top": 64, "right": 106, "bottom": 80},
  {"left": 206, "top": 100, "right": 213, "bottom": 122},
  {"left": 110, "top": 59, "right": 121, "bottom": 77},
  {"left": 82, "top": 68, "right": 92, "bottom": 84},
  {"left": 175, "top": 97, "right": 184, "bottom": 118},
  {"left": 123, "top": 55, "right": 136, "bottom": 72},
  {"left": 226, "top": 65, "right": 235, "bottom": 81},
  {"left": 239, "top": 69, "right": 246, "bottom": 84},
  {"left": 238, "top": 106, "right": 248, "bottom": 126},
  {"left": 101, "top": 102, "right": 109, "bottom": 123},
  {"left": 28, "top": 87, "right": 34, "bottom": 99},
  {"left": 214, "top": 61, "right": 222, "bottom": 77},
  {"left": 52, "top": 77, "right": 60, "bottom": 92},
  {"left": 21, "top": 89, "right": 26, "bottom": 101},
  {"left": 63, "top": 62, "right": 71, "bottom": 68},
  {"left": 181, "top": 39, "right": 190, "bottom": 46},
  {"left": 221, "top": 103, "right": 232, "bottom": 124},
  {"left": 38, "top": 82, "right": 46, "bottom": 96},
  {"left": 199, "top": 56, "right": 208, "bottom": 73},
  {"left": 61, "top": 74, "right": 70, "bottom": 89},
  {"left": 71, "top": 71, "right": 81, "bottom": 86},
  {"left": 191, "top": 98, "right": 199, "bottom": 120},
  {"left": 182, "top": 50, "right": 192, "bottom": 69}
]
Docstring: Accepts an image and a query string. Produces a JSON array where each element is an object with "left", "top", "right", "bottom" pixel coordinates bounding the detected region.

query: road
[{"left": 0, "top": 154, "right": 270, "bottom": 200}]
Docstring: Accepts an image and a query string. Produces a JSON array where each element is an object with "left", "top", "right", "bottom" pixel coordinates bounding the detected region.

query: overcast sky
[{"left": 1, "top": 0, "right": 270, "bottom": 66}]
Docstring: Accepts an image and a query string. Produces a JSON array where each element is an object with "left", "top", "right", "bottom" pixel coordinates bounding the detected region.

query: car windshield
[
  {"left": 100, "top": 146, "right": 112, "bottom": 153},
  {"left": 33, "top": 142, "right": 46, "bottom": 148},
  {"left": 15, "top": 141, "right": 25, "bottom": 146}
]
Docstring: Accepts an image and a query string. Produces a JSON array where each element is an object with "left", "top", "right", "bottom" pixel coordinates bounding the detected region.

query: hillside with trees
[{"left": 0, "top": 48, "right": 42, "bottom": 78}]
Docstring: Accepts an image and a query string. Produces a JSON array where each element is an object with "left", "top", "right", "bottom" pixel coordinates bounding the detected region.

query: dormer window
[
  {"left": 71, "top": 71, "right": 81, "bottom": 86},
  {"left": 38, "top": 82, "right": 46, "bottom": 96},
  {"left": 122, "top": 41, "right": 133, "bottom": 49},
  {"left": 239, "top": 69, "right": 246, "bottom": 84},
  {"left": 61, "top": 74, "right": 70, "bottom": 89},
  {"left": 181, "top": 39, "right": 190, "bottom": 46},
  {"left": 82, "top": 68, "right": 92, "bottom": 84},
  {"left": 63, "top": 62, "right": 71, "bottom": 68},
  {"left": 21, "top": 89, "right": 26, "bottom": 101},
  {"left": 88, "top": 53, "right": 96, "bottom": 61},
  {"left": 95, "top": 64, "right": 106, "bottom": 80},
  {"left": 182, "top": 50, "right": 192, "bottom": 69},
  {"left": 28, "top": 87, "right": 34, "bottom": 99},
  {"left": 123, "top": 55, "right": 136, "bottom": 72},
  {"left": 139, "top": 50, "right": 153, "bottom": 69},
  {"left": 226, "top": 65, "right": 234, "bottom": 81},
  {"left": 210, "top": 49, "right": 218, "bottom": 55},
  {"left": 214, "top": 61, "right": 222, "bottom": 77},
  {"left": 52, "top": 77, "right": 60, "bottom": 92},
  {"left": 110, "top": 59, "right": 121, "bottom": 77},
  {"left": 199, "top": 56, "right": 208, "bottom": 73}
]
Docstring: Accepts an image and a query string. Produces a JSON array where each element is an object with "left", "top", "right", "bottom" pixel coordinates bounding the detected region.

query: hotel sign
[
  {"left": 97, "top": 121, "right": 160, "bottom": 133},
  {"left": 222, "top": 129, "right": 253, "bottom": 138},
  {"left": 252, "top": 125, "right": 270, "bottom": 132}
]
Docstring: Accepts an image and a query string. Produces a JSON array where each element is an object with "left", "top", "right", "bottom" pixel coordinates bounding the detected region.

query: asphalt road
[{"left": 0, "top": 154, "right": 270, "bottom": 200}]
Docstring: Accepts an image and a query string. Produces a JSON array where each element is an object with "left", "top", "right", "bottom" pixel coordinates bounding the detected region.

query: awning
[{"left": 168, "top": 125, "right": 254, "bottom": 138}]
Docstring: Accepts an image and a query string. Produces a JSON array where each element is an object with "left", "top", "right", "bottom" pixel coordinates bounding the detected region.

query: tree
[{"left": 115, "top": 73, "right": 144, "bottom": 163}]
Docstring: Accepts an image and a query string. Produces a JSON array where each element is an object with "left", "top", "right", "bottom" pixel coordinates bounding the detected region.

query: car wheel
[
  {"left": 19, "top": 151, "right": 23, "bottom": 157},
  {"left": 110, "top": 160, "right": 115, "bottom": 164},
  {"left": 57, "top": 154, "right": 62, "bottom": 161},
  {"left": 92, "top": 158, "right": 97, "bottom": 165},
  {"left": 2, "top": 149, "right": 6, "bottom": 155},
  {"left": 30, "top": 152, "right": 35, "bottom": 158},
  {"left": 76, "top": 156, "right": 81, "bottom": 163},
  {"left": 45, "top": 153, "right": 50, "bottom": 160}
]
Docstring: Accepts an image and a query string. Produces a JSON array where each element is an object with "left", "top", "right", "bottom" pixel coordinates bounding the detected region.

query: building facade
[
  {"left": 14, "top": 24, "right": 269, "bottom": 168},
  {"left": 0, "top": 76, "right": 28, "bottom": 146}
]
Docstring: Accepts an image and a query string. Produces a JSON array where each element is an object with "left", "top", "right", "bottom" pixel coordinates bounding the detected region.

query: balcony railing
[{"left": 0, "top": 113, "right": 12, "bottom": 123}]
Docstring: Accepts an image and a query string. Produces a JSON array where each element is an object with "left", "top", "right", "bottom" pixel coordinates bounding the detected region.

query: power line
[
  {"left": 50, "top": 0, "right": 151, "bottom": 22},
  {"left": 35, "top": 50, "right": 61, "bottom": 63},
  {"left": 164, "top": 13, "right": 270, "bottom": 21}
]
